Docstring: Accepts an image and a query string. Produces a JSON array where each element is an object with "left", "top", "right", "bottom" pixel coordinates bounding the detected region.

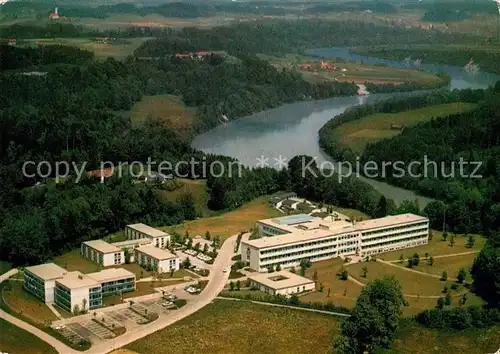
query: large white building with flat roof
[
  {"left": 81, "top": 240, "right": 124, "bottom": 267},
  {"left": 242, "top": 213, "right": 429, "bottom": 271},
  {"left": 24, "top": 263, "right": 68, "bottom": 303},
  {"left": 126, "top": 223, "right": 171, "bottom": 248}
]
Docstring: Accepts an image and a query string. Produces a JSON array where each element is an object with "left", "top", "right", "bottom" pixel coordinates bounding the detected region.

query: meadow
[
  {"left": 0, "top": 318, "right": 57, "bottom": 354},
  {"left": 331, "top": 103, "right": 477, "bottom": 153}
]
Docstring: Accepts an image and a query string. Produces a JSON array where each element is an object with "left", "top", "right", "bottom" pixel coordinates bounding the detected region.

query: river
[{"left": 192, "top": 48, "right": 500, "bottom": 207}]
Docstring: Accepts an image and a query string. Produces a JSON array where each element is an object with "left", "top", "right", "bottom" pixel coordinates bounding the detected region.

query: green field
[
  {"left": 0, "top": 318, "right": 57, "bottom": 354},
  {"left": 261, "top": 54, "right": 446, "bottom": 86},
  {"left": 125, "top": 300, "right": 500, "bottom": 354},
  {"left": 24, "top": 37, "right": 152, "bottom": 60},
  {"left": 129, "top": 95, "right": 196, "bottom": 131},
  {"left": 412, "top": 253, "right": 478, "bottom": 281},
  {"left": 332, "top": 103, "right": 477, "bottom": 153},
  {"left": 126, "top": 300, "right": 342, "bottom": 354},
  {"left": 378, "top": 231, "right": 486, "bottom": 261},
  {"left": 167, "top": 196, "right": 282, "bottom": 241}
]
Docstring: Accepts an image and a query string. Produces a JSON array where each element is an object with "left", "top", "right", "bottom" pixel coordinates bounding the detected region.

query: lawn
[
  {"left": 25, "top": 37, "right": 152, "bottom": 60},
  {"left": 378, "top": 231, "right": 485, "bottom": 261},
  {"left": 167, "top": 196, "right": 282, "bottom": 241},
  {"left": 387, "top": 320, "right": 500, "bottom": 354},
  {"left": 126, "top": 300, "right": 342, "bottom": 354},
  {"left": 347, "top": 261, "right": 456, "bottom": 297},
  {"left": 2, "top": 281, "right": 58, "bottom": 324},
  {"left": 412, "top": 253, "right": 478, "bottom": 281},
  {"left": 332, "top": 103, "right": 477, "bottom": 153},
  {"left": 52, "top": 249, "right": 101, "bottom": 273},
  {"left": 129, "top": 94, "right": 196, "bottom": 131},
  {"left": 301, "top": 258, "right": 363, "bottom": 309},
  {"left": 332, "top": 206, "right": 371, "bottom": 221},
  {"left": 0, "top": 318, "right": 57, "bottom": 354}
]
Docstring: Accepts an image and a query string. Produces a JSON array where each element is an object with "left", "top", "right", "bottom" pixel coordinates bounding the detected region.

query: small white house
[
  {"left": 248, "top": 270, "right": 315, "bottom": 296},
  {"left": 134, "top": 246, "right": 180, "bottom": 273},
  {"left": 81, "top": 240, "right": 124, "bottom": 267}
]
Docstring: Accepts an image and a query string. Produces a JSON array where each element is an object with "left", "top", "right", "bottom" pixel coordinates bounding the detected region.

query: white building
[
  {"left": 81, "top": 240, "right": 124, "bottom": 267},
  {"left": 134, "top": 246, "right": 179, "bottom": 273},
  {"left": 242, "top": 213, "right": 429, "bottom": 271},
  {"left": 24, "top": 263, "right": 68, "bottom": 303},
  {"left": 111, "top": 238, "right": 152, "bottom": 262},
  {"left": 53, "top": 268, "right": 135, "bottom": 314},
  {"left": 126, "top": 223, "right": 171, "bottom": 248},
  {"left": 248, "top": 270, "right": 315, "bottom": 295}
]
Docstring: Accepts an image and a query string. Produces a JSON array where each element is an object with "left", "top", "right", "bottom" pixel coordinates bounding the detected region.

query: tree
[
  {"left": 436, "top": 297, "right": 445, "bottom": 309},
  {"left": 338, "top": 267, "right": 348, "bottom": 280},
  {"left": 268, "top": 265, "right": 274, "bottom": 273},
  {"left": 333, "top": 277, "right": 405, "bottom": 353},
  {"left": 290, "top": 267, "right": 296, "bottom": 274},
  {"left": 194, "top": 242, "right": 201, "bottom": 252},
  {"left": 449, "top": 234, "right": 455, "bottom": 247},
  {"left": 276, "top": 263, "right": 282, "bottom": 271},
  {"left": 182, "top": 257, "right": 191, "bottom": 269},
  {"left": 457, "top": 268, "right": 467, "bottom": 284},
  {"left": 205, "top": 231, "right": 211, "bottom": 240},
  {"left": 236, "top": 280, "right": 241, "bottom": 291},
  {"left": 229, "top": 281, "right": 234, "bottom": 291},
  {"left": 466, "top": 235, "right": 475, "bottom": 248},
  {"left": 407, "top": 258, "right": 413, "bottom": 269},
  {"left": 73, "top": 304, "right": 80, "bottom": 314},
  {"left": 427, "top": 256, "right": 434, "bottom": 266},
  {"left": 412, "top": 253, "right": 420, "bottom": 266},
  {"left": 375, "top": 196, "right": 388, "bottom": 218},
  {"left": 124, "top": 248, "right": 131, "bottom": 264},
  {"left": 442, "top": 285, "right": 448, "bottom": 294},
  {"left": 170, "top": 269, "right": 174, "bottom": 277},
  {"left": 187, "top": 237, "right": 193, "bottom": 249},
  {"left": 203, "top": 243, "right": 209, "bottom": 254},
  {"left": 441, "top": 271, "right": 448, "bottom": 281},
  {"left": 445, "top": 293, "right": 452, "bottom": 306},
  {"left": 459, "top": 293, "right": 468, "bottom": 306},
  {"left": 361, "top": 265, "right": 368, "bottom": 278},
  {"left": 319, "top": 282, "right": 324, "bottom": 292},
  {"left": 442, "top": 230, "right": 448, "bottom": 241},
  {"left": 471, "top": 245, "right": 500, "bottom": 307},
  {"left": 313, "top": 270, "right": 318, "bottom": 282},
  {"left": 399, "top": 254, "right": 404, "bottom": 263},
  {"left": 81, "top": 298, "right": 87, "bottom": 313}
]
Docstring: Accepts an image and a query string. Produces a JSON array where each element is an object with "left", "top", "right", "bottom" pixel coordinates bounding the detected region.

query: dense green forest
[
  {"left": 319, "top": 85, "right": 500, "bottom": 236},
  {"left": 352, "top": 47, "right": 500, "bottom": 75}
]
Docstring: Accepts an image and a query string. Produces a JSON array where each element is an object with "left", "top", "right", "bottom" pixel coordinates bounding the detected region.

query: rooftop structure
[
  {"left": 248, "top": 270, "right": 315, "bottom": 290},
  {"left": 24, "top": 263, "right": 67, "bottom": 280},
  {"left": 56, "top": 271, "right": 99, "bottom": 290},
  {"left": 82, "top": 239, "right": 121, "bottom": 254},
  {"left": 135, "top": 246, "right": 177, "bottom": 260},
  {"left": 112, "top": 238, "right": 152, "bottom": 248},
  {"left": 87, "top": 268, "right": 135, "bottom": 283},
  {"left": 355, "top": 213, "right": 428, "bottom": 231},
  {"left": 127, "top": 223, "right": 168, "bottom": 238}
]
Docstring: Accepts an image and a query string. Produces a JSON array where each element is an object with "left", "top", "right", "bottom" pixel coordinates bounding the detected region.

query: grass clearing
[
  {"left": 301, "top": 258, "right": 362, "bottom": 309},
  {"left": 332, "top": 103, "right": 477, "bottom": 153},
  {"left": 157, "top": 179, "right": 211, "bottom": 217},
  {"left": 130, "top": 94, "right": 196, "bottom": 131},
  {"left": 261, "top": 54, "right": 446, "bottom": 85},
  {"left": 126, "top": 299, "right": 342, "bottom": 354},
  {"left": 24, "top": 37, "right": 152, "bottom": 60},
  {"left": 167, "top": 196, "right": 282, "bottom": 241},
  {"left": 379, "top": 231, "right": 485, "bottom": 261},
  {"left": 412, "top": 253, "right": 478, "bottom": 281},
  {"left": 2, "top": 281, "right": 57, "bottom": 324},
  {"left": 348, "top": 261, "right": 456, "bottom": 297},
  {"left": 0, "top": 318, "right": 57, "bottom": 354},
  {"left": 52, "top": 249, "right": 101, "bottom": 274}
]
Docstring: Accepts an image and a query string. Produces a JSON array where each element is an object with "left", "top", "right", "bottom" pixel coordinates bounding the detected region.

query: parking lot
[{"left": 53, "top": 293, "right": 184, "bottom": 345}]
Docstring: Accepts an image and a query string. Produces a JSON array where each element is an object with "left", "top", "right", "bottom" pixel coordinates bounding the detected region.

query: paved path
[
  {"left": 0, "top": 269, "right": 18, "bottom": 283},
  {"left": 216, "top": 296, "right": 351, "bottom": 317}
]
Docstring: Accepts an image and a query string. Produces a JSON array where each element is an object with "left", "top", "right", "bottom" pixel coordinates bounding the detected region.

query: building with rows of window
[
  {"left": 242, "top": 213, "right": 429, "bottom": 272},
  {"left": 81, "top": 240, "right": 124, "bottom": 267},
  {"left": 134, "top": 246, "right": 179, "bottom": 273},
  {"left": 24, "top": 263, "right": 135, "bottom": 314},
  {"left": 125, "top": 223, "right": 171, "bottom": 248}
]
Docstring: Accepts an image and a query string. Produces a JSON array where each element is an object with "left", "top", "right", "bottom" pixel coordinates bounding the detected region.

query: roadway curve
[{"left": 0, "top": 234, "right": 237, "bottom": 354}]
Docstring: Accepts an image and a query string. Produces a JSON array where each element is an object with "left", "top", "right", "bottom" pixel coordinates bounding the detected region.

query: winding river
[{"left": 192, "top": 48, "right": 500, "bottom": 207}]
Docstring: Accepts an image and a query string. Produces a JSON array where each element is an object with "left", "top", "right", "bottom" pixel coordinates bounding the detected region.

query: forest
[{"left": 319, "top": 84, "right": 500, "bottom": 236}]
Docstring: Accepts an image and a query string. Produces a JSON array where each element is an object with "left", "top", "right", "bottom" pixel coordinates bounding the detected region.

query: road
[{"left": 0, "top": 234, "right": 237, "bottom": 354}]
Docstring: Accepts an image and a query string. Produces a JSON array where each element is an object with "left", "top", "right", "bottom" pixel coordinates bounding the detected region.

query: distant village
[{"left": 297, "top": 60, "right": 348, "bottom": 73}]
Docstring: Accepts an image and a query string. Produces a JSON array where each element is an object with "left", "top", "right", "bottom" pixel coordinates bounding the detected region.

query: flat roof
[
  {"left": 274, "top": 214, "right": 314, "bottom": 225},
  {"left": 87, "top": 268, "right": 135, "bottom": 283},
  {"left": 112, "top": 239, "right": 152, "bottom": 248},
  {"left": 56, "top": 271, "right": 99, "bottom": 290},
  {"left": 248, "top": 270, "right": 314, "bottom": 290},
  {"left": 83, "top": 240, "right": 121, "bottom": 254},
  {"left": 356, "top": 213, "right": 428, "bottom": 231},
  {"left": 135, "top": 246, "right": 178, "bottom": 260},
  {"left": 244, "top": 222, "right": 357, "bottom": 250},
  {"left": 127, "top": 223, "right": 167, "bottom": 238},
  {"left": 25, "top": 263, "right": 67, "bottom": 281}
]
